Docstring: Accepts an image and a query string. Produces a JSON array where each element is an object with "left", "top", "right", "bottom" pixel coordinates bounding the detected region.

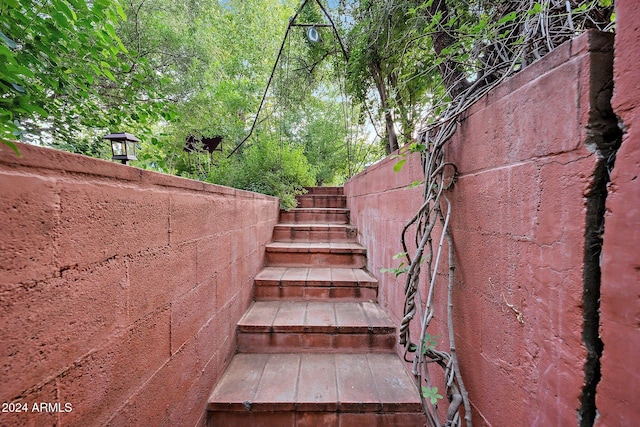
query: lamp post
[{"left": 103, "top": 132, "right": 139, "bottom": 165}]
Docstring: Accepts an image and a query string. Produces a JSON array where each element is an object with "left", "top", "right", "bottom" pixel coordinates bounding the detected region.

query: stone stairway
[{"left": 207, "top": 187, "right": 423, "bottom": 426}]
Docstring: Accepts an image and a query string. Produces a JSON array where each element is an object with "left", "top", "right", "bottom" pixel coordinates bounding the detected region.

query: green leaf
[
  {"left": 115, "top": 36, "right": 128, "bottom": 54},
  {"left": 529, "top": 2, "right": 544, "bottom": 15},
  {"left": 52, "top": 11, "right": 71, "bottom": 30},
  {"left": 89, "top": 63, "right": 101, "bottom": 75},
  {"left": 0, "top": 31, "right": 17, "bottom": 49},
  {"left": 498, "top": 11, "right": 518, "bottom": 25},
  {"left": 573, "top": 3, "right": 590, "bottom": 13},
  {"left": 115, "top": 0, "right": 127, "bottom": 21},
  {"left": 103, "top": 22, "right": 117, "bottom": 40},
  {"left": 1, "top": 139, "right": 22, "bottom": 157},
  {"left": 421, "top": 386, "right": 443, "bottom": 405},
  {"left": 409, "top": 143, "right": 426, "bottom": 153},
  {"left": 102, "top": 68, "right": 116, "bottom": 81},
  {"left": 25, "top": 103, "right": 49, "bottom": 117},
  {"left": 56, "top": 0, "right": 78, "bottom": 21},
  {"left": 421, "top": 334, "right": 439, "bottom": 353},
  {"left": 393, "top": 159, "right": 407, "bottom": 172}
]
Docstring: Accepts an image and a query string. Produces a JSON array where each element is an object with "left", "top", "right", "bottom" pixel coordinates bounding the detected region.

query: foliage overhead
[
  {"left": 1, "top": 0, "right": 614, "bottom": 204},
  {"left": 342, "top": 0, "right": 615, "bottom": 154},
  {"left": 1, "top": 0, "right": 193, "bottom": 156}
]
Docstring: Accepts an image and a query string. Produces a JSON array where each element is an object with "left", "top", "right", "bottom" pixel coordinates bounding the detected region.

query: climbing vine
[{"left": 372, "top": 1, "right": 615, "bottom": 425}]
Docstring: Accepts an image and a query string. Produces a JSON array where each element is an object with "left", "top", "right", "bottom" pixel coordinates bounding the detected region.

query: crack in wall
[
  {"left": 579, "top": 38, "right": 622, "bottom": 427},
  {"left": 580, "top": 157, "right": 609, "bottom": 427}
]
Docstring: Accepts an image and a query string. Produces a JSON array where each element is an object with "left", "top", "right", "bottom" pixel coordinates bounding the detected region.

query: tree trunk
[
  {"left": 370, "top": 60, "right": 399, "bottom": 153},
  {"left": 427, "top": 0, "right": 470, "bottom": 98}
]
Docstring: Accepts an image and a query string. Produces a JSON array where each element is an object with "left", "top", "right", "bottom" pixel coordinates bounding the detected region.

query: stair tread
[
  {"left": 266, "top": 241, "right": 365, "bottom": 253},
  {"left": 255, "top": 267, "right": 377, "bottom": 286},
  {"left": 283, "top": 207, "right": 349, "bottom": 212},
  {"left": 238, "top": 301, "right": 394, "bottom": 332},
  {"left": 208, "top": 353, "right": 421, "bottom": 412}
]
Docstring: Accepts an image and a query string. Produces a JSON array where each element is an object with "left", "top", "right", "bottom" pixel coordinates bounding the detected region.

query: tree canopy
[
  {"left": 1, "top": 0, "right": 130, "bottom": 153},
  {"left": 342, "top": 0, "right": 614, "bottom": 153},
  {"left": 1, "top": 0, "right": 613, "bottom": 203}
]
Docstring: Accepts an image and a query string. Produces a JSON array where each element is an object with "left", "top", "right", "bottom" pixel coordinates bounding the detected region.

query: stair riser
[
  {"left": 254, "top": 285, "right": 377, "bottom": 302},
  {"left": 304, "top": 186, "right": 343, "bottom": 195},
  {"left": 237, "top": 332, "right": 396, "bottom": 354},
  {"left": 209, "top": 411, "right": 425, "bottom": 427},
  {"left": 272, "top": 227, "right": 357, "bottom": 242},
  {"left": 279, "top": 211, "right": 349, "bottom": 224},
  {"left": 296, "top": 195, "right": 346, "bottom": 209},
  {"left": 266, "top": 252, "right": 366, "bottom": 268}
]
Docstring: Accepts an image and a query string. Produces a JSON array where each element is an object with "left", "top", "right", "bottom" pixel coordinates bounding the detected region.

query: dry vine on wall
[{"left": 390, "top": 1, "right": 614, "bottom": 425}]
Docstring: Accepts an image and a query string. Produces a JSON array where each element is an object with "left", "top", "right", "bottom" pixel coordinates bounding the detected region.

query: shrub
[{"left": 208, "top": 135, "right": 315, "bottom": 209}]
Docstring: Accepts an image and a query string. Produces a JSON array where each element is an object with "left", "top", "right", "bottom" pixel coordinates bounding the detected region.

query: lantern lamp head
[
  {"left": 306, "top": 26, "right": 320, "bottom": 43},
  {"left": 104, "top": 132, "right": 140, "bottom": 165}
]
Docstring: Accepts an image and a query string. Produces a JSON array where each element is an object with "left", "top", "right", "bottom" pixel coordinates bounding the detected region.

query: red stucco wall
[
  {"left": 596, "top": 0, "right": 640, "bottom": 424},
  {"left": 345, "top": 30, "right": 618, "bottom": 426},
  {"left": 0, "top": 143, "right": 279, "bottom": 426}
]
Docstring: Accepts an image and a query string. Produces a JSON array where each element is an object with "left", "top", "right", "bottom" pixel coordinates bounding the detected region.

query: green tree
[
  {"left": 343, "top": 0, "right": 614, "bottom": 156},
  {"left": 345, "top": 0, "right": 433, "bottom": 154},
  {"left": 125, "top": 0, "right": 299, "bottom": 176},
  {"left": 0, "top": 0, "right": 177, "bottom": 154}
]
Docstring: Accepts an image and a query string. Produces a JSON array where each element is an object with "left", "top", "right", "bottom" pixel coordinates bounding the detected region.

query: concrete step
[
  {"left": 265, "top": 242, "right": 366, "bottom": 268},
  {"left": 272, "top": 223, "right": 357, "bottom": 243},
  {"left": 304, "top": 186, "right": 344, "bottom": 195},
  {"left": 255, "top": 267, "right": 377, "bottom": 301},
  {"left": 207, "top": 353, "right": 423, "bottom": 427},
  {"left": 279, "top": 208, "right": 349, "bottom": 225},
  {"left": 296, "top": 194, "right": 346, "bottom": 209},
  {"left": 237, "top": 301, "right": 395, "bottom": 353}
]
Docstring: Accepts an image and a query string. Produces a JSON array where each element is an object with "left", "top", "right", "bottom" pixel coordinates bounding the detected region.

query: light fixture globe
[{"left": 306, "top": 26, "right": 320, "bottom": 43}]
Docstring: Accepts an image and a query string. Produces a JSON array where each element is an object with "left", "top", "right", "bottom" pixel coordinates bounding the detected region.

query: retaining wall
[
  {"left": 345, "top": 29, "right": 634, "bottom": 425},
  {"left": 0, "top": 143, "right": 279, "bottom": 426},
  {"left": 596, "top": 1, "right": 640, "bottom": 425}
]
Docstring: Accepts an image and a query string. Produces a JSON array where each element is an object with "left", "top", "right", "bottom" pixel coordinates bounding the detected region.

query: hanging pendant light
[{"left": 306, "top": 26, "right": 320, "bottom": 43}]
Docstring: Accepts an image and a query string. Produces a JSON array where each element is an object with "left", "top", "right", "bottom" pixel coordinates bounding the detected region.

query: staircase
[{"left": 207, "top": 187, "right": 423, "bottom": 426}]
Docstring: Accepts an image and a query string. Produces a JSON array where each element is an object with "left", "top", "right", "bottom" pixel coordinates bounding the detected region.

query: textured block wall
[
  {"left": 0, "top": 143, "right": 279, "bottom": 426},
  {"left": 345, "top": 30, "right": 626, "bottom": 426},
  {"left": 596, "top": 0, "right": 640, "bottom": 424}
]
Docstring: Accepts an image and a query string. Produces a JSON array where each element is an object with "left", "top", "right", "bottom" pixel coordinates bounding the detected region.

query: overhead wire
[
  {"left": 226, "top": 0, "right": 363, "bottom": 190},
  {"left": 226, "top": 0, "right": 314, "bottom": 158}
]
